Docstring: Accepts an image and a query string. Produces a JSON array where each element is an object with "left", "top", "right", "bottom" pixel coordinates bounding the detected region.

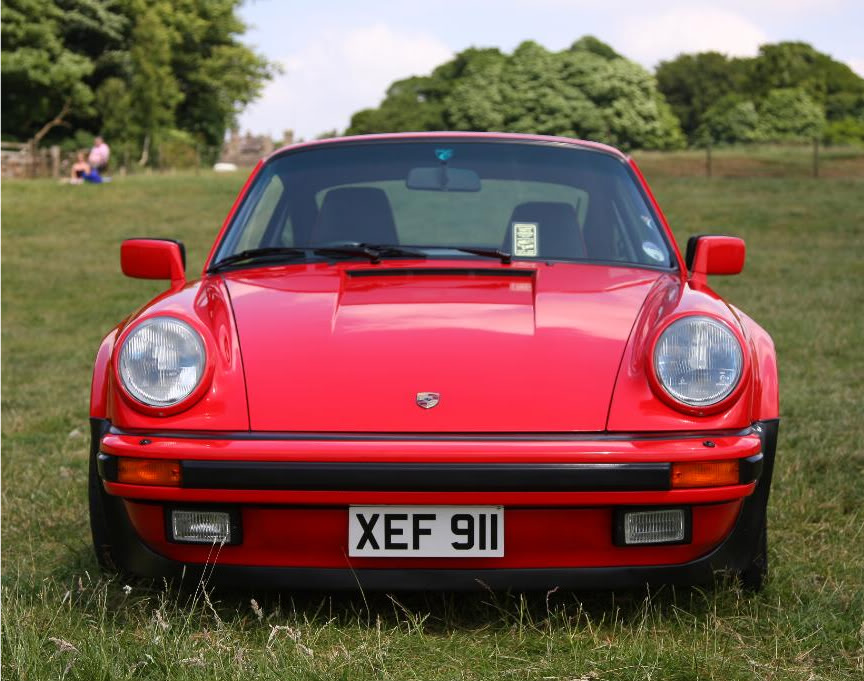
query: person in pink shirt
[{"left": 88, "top": 137, "right": 110, "bottom": 172}]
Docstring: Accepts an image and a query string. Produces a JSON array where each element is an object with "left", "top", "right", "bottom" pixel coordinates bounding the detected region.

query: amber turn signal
[
  {"left": 671, "top": 460, "right": 738, "bottom": 488},
  {"left": 117, "top": 458, "right": 182, "bottom": 486}
]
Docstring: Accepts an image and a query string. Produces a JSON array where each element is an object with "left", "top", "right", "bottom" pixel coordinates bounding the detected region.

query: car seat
[
  {"left": 311, "top": 187, "right": 399, "bottom": 245},
  {"left": 503, "top": 201, "right": 585, "bottom": 258}
]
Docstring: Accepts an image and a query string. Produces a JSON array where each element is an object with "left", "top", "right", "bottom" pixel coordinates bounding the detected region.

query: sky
[{"left": 237, "top": 0, "right": 864, "bottom": 141}]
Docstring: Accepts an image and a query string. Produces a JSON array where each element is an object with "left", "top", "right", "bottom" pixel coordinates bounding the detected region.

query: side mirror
[
  {"left": 686, "top": 235, "right": 745, "bottom": 285},
  {"left": 121, "top": 239, "right": 186, "bottom": 286}
]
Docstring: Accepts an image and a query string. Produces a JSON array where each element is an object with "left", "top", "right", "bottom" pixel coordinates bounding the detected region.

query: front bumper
[{"left": 92, "top": 420, "right": 778, "bottom": 590}]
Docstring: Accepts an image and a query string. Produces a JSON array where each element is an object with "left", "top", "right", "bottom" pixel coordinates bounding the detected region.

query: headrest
[
  {"left": 504, "top": 201, "right": 584, "bottom": 258},
  {"left": 582, "top": 197, "right": 618, "bottom": 261},
  {"left": 312, "top": 187, "right": 398, "bottom": 245}
]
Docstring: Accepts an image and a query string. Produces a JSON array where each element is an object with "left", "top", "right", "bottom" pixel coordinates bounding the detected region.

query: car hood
[{"left": 223, "top": 263, "right": 672, "bottom": 432}]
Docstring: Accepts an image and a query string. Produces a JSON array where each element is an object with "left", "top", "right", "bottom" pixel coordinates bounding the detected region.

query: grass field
[
  {"left": 632, "top": 144, "right": 864, "bottom": 179},
  {"left": 2, "top": 163, "right": 863, "bottom": 679}
]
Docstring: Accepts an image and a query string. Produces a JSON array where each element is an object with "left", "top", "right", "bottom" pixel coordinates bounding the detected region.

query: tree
[
  {"left": 1, "top": 0, "right": 105, "bottom": 143},
  {"left": 346, "top": 48, "right": 505, "bottom": 135},
  {"left": 823, "top": 117, "right": 864, "bottom": 146},
  {"left": 127, "top": 6, "right": 183, "bottom": 163},
  {"left": 568, "top": 35, "right": 621, "bottom": 60},
  {"left": 656, "top": 42, "right": 863, "bottom": 144},
  {"left": 445, "top": 40, "right": 684, "bottom": 150},
  {"left": 351, "top": 37, "right": 684, "bottom": 149},
  {"left": 696, "top": 95, "right": 762, "bottom": 145},
  {"left": 348, "top": 75, "right": 450, "bottom": 134},
  {"left": 749, "top": 42, "right": 864, "bottom": 105},
  {"left": 757, "top": 88, "right": 825, "bottom": 141},
  {"left": 161, "top": 0, "right": 276, "bottom": 150},
  {"left": 1, "top": 0, "right": 275, "bottom": 163},
  {"left": 655, "top": 52, "right": 750, "bottom": 141}
]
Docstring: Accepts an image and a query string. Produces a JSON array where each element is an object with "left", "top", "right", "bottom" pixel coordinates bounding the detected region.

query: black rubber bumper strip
[
  {"left": 181, "top": 461, "right": 670, "bottom": 491},
  {"left": 98, "top": 454, "right": 669, "bottom": 491}
]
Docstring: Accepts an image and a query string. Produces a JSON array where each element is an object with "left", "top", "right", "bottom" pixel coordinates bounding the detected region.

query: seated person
[
  {"left": 69, "top": 152, "right": 104, "bottom": 184},
  {"left": 88, "top": 136, "right": 110, "bottom": 173},
  {"left": 70, "top": 153, "right": 90, "bottom": 183}
]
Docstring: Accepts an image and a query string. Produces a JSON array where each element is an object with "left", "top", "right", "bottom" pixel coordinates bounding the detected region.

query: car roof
[{"left": 265, "top": 131, "right": 628, "bottom": 162}]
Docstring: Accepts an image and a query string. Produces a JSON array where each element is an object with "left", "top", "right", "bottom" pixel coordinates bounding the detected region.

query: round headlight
[
  {"left": 653, "top": 316, "right": 743, "bottom": 407},
  {"left": 118, "top": 317, "right": 206, "bottom": 407}
]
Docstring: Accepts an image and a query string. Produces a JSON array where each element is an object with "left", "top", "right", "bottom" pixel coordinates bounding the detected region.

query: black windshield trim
[{"left": 266, "top": 136, "right": 626, "bottom": 164}]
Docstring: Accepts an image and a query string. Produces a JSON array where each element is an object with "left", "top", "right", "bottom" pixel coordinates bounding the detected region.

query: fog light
[
  {"left": 170, "top": 510, "right": 233, "bottom": 544},
  {"left": 622, "top": 509, "right": 687, "bottom": 545}
]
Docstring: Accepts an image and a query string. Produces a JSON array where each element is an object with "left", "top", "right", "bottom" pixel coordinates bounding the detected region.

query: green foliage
[
  {"left": 163, "top": 0, "right": 276, "bottom": 149},
  {"left": 158, "top": 128, "right": 201, "bottom": 167},
  {"left": 127, "top": 5, "right": 183, "bottom": 161},
  {"left": 823, "top": 117, "right": 864, "bottom": 146},
  {"left": 655, "top": 52, "right": 750, "bottom": 140},
  {"left": 568, "top": 34, "right": 622, "bottom": 60},
  {"left": 445, "top": 40, "right": 684, "bottom": 150},
  {"left": 757, "top": 87, "right": 825, "bottom": 141},
  {"left": 657, "top": 42, "right": 863, "bottom": 144},
  {"left": 826, "top": 91, "right": 864, "bottom": 120},
  {"left": 347, "top": 48, "right": 504, "bottom": 135},
  {"left": 750, "top": 41, "right": 864, "bottom": 103},
  {"left": 697, "top": 88, "right": 826, "bottom": 145},
  {"left": 1, "top": 0, "right": 104, "bottom": 140},
  {"left": 352, "top": 37, "right": 683, "bottom": 150},
  {"left": 1, "top": 0, "right": 275, "bottom": 163},
  {"left": 696, "top": 95, "right": 762, "bottom": 145}
]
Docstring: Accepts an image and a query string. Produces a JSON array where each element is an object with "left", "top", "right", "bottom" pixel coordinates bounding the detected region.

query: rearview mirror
[
  {"left": 121, "top": 238, "right": 186, "bottom": 286},
  {"left": 406, "top": 167, "right": 481, "bottom": 192},
  {"left": 686, "top": 235, "right": 745, "bottom": 285}
]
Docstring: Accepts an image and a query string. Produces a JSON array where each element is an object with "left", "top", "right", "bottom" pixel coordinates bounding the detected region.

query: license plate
[{"left": 348, "top": 506, "right": 504, "bottom": 557}]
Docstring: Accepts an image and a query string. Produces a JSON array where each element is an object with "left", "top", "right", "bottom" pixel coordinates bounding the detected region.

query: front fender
[
  {"left": 90, "top": 327, "right": 120, "bottom": 418},
  {"left": 606, "top": 280, "right": 757, "bottom": 431},
  {"left": 94, "top": 277, "right": 250, "bottom": 430},
  {"left": 734, "top": 307, "right": 779, "bottom": 421}
]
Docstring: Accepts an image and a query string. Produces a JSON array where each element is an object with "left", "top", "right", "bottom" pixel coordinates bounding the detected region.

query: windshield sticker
[
  {"left": 513, "top": 222, "right": 538, "bottom": 257},
  {"left": 642, "top": 241, "right": 665, "bottom": 262},
  {"left": 435, "top": 148, "right": 454, "bottom": 162}
]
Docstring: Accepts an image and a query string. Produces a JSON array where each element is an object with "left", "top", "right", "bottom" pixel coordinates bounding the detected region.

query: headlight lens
[
  {"left": 118, "top": 317, "right": 206, "bottom": 407},
  {"left": 653, "top": 316, "right": 743, "bottom": 406}
]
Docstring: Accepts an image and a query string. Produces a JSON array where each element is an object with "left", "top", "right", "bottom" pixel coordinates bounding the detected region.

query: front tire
[
  {"left": 89, "top": 440, "right": 117, "bottom": 571},
  {"left": 740, "top": 518, "right": 768, "bottom": 592}
]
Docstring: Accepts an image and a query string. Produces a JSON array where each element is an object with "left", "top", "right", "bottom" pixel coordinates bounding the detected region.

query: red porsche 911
[{"left": 89, "top": 133, "right": 778, "bottom": 591}]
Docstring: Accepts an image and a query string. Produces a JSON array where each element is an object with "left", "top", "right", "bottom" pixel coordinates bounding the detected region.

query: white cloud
[
  {"left": 617, "top": 5, "right": 769, "bottom": 66},
  {"left": 238, "top": 24, "right": 453, "bottom": 140}
]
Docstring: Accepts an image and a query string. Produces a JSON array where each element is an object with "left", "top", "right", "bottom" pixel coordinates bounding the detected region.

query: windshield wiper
[
  {"left": 209, "top": 243, "right": 427, "bottom": 272},
  {"left": 209, "top": 247, "right": 308, "bottom": 272},
  {"left": 415, "top": 245, "right": 513, "bottom": 264},
  {"left": 311, "top": 243, "right": 427, "bottom": 264}
]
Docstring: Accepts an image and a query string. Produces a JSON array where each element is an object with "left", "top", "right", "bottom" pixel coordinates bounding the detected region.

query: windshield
[{"left": 213, "top": 141, "right": 674, "bottom": 269}]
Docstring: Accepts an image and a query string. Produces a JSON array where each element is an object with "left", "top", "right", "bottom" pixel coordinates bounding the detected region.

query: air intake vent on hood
[{"left": 347, "top": 268, "right": 534, "bottom": 278}]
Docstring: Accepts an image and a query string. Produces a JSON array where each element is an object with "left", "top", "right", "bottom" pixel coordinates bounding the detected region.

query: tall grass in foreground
[{"left": 2, "top": 168, "right": 863, "bottom": 679}]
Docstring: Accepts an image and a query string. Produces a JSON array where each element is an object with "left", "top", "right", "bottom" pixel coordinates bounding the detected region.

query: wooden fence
[{"left": 1, "top": 142, "right": 64, "bottom": 179}]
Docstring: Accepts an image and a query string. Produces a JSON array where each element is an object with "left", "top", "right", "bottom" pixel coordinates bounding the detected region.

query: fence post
[
  {"left": 812, "top": 137, "right": 819, "bottom": 178},
  {"left": 50, "top": 145, "right": 61, "bottom": 178},
  {"left": 706, "top": 142, "right": 712, "bottom": 178},
  {"left": 28, "top": 140, "right": 36, "bottom": 178}
]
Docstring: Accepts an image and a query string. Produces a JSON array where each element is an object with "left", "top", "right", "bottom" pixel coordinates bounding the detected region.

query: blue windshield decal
[{"left": 435, "top": 148, "right": 454, "bottom": 162}]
